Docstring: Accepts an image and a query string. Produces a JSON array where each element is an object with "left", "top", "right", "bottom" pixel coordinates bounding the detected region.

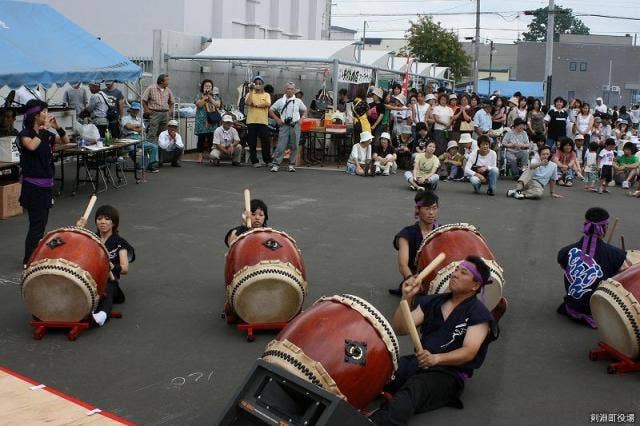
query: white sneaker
[
  {"left": 382, "top": 170, "right": 389, "bottom": 176},
  {"left": 514, "top": 192, "right": 525, "bottom": 200},
  {"left": 252, "top": 162, "right": 264, "bottom": 168},
  {"left": 622, "top": 180, "right": 630, "bottom": 189},
  {"left": 408, "top": 183, "right": 417, "bottom": 191},
  {"left": 375, "top": 165, "right": 381, "bottom": 175},
  {"left": 270, "top": 165, "right": 279, "bottom": 172},
  {"left": 288, "top": 165, "right": 296, "bottom": 172},
  {"left": 507, "top": 189, "right": 516, "bottom": 197},
  {"left": 92, "top": 311, "right": 107, "bottom": 326},
  {"left": 608, "top": 181, "right": 615, "bottom": 187}
]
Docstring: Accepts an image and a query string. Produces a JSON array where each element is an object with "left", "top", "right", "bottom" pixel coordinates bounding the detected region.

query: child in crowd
[
  {"left": 346, "top": 131, "right": 373, "bottom": 176},
  {"left": 613, "top": 141, "right": 639, "bottom": 188},
  {"left": 404, "top": 141, "right": 440, "bottom": 191},
  {"left": 596, "top": 138, "right": 616, "bottom": 193},
  {"left": 413, "top": 122, "right": 429, "bottom": 159},
  {"left": 529, "top": 133, "right": 546, "bottom": 164},
  {"left": 372, "top": 132, "right": 397, "bottom": 176},
  {"left": 553, "top": 138, "right": 583, "bottom": 187},
  {"left": 438, "top": 141, "right": 464, "bottom": 181},
  {"left": 583, "top": 142, "right": 599, "bottom": 191},
  {"left": 574, "top": 134, "right": 586, "bottom": 167},
  {"left": 396, "top": 126, "right": 414, "bottom": 169}
]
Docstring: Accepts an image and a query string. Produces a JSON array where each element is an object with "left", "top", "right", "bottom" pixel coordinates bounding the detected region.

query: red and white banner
[{"left": 402, "top": 56, "right": 413, "bottom": 96}]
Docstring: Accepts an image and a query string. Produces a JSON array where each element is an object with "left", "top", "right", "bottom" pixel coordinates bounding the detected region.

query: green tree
[
  {"left": 522, "top": 6, "right": 590, "bottom": 42},
  {"left": 404, "top": 16, "right": 470, "bottom": 81}
]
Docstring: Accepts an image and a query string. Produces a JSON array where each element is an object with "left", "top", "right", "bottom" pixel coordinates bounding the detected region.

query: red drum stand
[
  {"left": 30, "top": 311, "right": 122, "bottom": 341},
  {"left": 221, "top": 303, "right": 287, "bottom": 342},
  {"left": 589, "top": 342, "right": 640, "bottom": 374}
]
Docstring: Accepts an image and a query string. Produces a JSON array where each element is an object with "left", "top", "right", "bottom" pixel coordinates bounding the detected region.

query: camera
[
  {"left": 248, "top": 83, "right": 255, "bottom": 89},
  {"left": 284, "top": 117, "right": 294, "bottom": 126}
]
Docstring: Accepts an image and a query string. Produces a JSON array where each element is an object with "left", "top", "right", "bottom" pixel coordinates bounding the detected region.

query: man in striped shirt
[{"left": 142, "top": 74, "right": 175, "bottom": 143}]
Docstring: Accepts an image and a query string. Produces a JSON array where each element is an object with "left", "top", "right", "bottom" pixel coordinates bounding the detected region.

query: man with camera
[
  {"left": 244, "top": 76, "right": 272, "bottom": 167},
  {"left": 268, "top": 82, "right": 307, "bottom": 172}
]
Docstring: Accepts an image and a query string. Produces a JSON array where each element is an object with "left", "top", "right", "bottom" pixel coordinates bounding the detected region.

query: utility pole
[
  {"left": 473, "top": 0, "right": 480, "bottom": 93},
  {"left": 322, "top": 0, "right": 332, "bottom": 40},
  {"left": 362, "top": 20, "right": 367, "bottom": 50},
  {"left": 544, "top": 0, "right": 555, "bottom": 106},
  {"left": 488, "top": 40, "right": 494, "bottom": 96}
]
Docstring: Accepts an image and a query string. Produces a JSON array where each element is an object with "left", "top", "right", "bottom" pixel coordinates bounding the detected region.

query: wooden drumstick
[
  {"left": 414, "top": 252, "right": 447, "bottom": 288},
  {"left": 81, "top": 195, "right": 98, "bottom": 223},
  {"left": 606, "top": 217, "right": 619, "bottom": 244},
  {"left": 621, "top": 235, "right": 626, "bottom": 251},
  {"left": 400, "top": 299, "right": 424, "bottom": 353},
  {"left": 243, "top": 189, "right": 251, "bottom": 227}
]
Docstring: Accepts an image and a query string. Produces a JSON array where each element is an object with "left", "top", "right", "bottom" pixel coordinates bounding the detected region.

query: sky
[{"left": 331, "top": 0, "right": 640, "bottom": 45}]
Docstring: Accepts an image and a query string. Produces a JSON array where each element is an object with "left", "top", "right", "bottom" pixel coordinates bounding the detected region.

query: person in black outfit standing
[
  {"left": 18, "top": 99, "right": 69, "bottom": 267},
  {"left": 543, "top": 96, "right": 568, "bottom": 149}
]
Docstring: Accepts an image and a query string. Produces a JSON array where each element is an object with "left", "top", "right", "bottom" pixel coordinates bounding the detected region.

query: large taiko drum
[
  {"left": 262, "top": 294, "right": 399, "bottom": 409},
  {"left": 225, "top": 228, "right": 307, "bottom": 324},
  {"left": 591, "top": 262, "right": 640, "bottom": 359},
  {"left": 22, "top": 227, "right": 110, "bottom": 322}
]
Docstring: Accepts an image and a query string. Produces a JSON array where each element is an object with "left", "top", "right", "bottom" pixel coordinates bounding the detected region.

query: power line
[{"left": 333, "top": 11, "right": 522, "bottom": 17}]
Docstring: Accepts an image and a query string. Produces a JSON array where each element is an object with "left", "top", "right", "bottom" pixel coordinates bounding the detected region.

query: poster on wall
[{"left": 337, "top": 65, "right": 373, "bottom": 85}]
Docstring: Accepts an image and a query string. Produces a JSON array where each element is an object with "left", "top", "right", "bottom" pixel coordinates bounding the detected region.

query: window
[
  {"left": 569, "top": 62, "right": 577, "bottom": 71},
  {"left": 580, "top": 62, "right": 587, "bottom": 72}
]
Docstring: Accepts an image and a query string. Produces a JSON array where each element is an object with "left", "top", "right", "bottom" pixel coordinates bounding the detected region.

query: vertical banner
[{"left": 402, "top": 57, "right": 413, "bottom": 96}]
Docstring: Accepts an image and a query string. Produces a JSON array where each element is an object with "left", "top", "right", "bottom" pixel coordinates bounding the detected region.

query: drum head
[
  {"left": 230, "top": 261, "right": 306, "bottom": 323},
  {"left": 627, "top": 250, "right": 640, "bottom": 267},
  {"left": 22, "top": 259, "right": 97, "bottom": 322},
  {"left": 591, "top": 280, "right": 640, "bottom": 359}
]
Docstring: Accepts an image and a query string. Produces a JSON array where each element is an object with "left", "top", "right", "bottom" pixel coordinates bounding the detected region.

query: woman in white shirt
[
  {"left": 573, "top": 102, "right": 594, "bottom": 144},
  {"left": 346, "top": 131, "right": 373, "bottom": 176},
  {"left": 431, "top": 93, "right": 453, "bottom": 156}
]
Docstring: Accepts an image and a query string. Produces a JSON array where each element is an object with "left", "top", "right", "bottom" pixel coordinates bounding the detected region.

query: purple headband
[
  {"left": 581, "top": 219, "right": 608, "bottom": 259},
  {"left": 25, "top": 105, "right": 44, "bottom": 116},
  {"left": 415, "top": 200, "right": 436, "bottom": 208},
  {"left": 460, "top": 260, "right": 485, "bottom": 286}
]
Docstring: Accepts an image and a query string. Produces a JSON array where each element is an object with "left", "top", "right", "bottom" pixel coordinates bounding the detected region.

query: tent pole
[{"left": 332, "top": 59, "right": 339, "bottom": 111}]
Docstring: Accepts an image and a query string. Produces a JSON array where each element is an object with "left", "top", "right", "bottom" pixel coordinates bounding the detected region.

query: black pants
[
  {"left": 96, "top": 281, "right": 125, "bottom": 318},
  {"left": 370, "top": 367, "right": 464, "bottom": 426},
  {"left": 159, "top": 148, "right": 183, "bottom": 165},
  {"left": 24, "top": 207, "right": 49, "bottom": 265},
  {"left": 247, "top": 123, "right": 272, "bottom": 164},
  {"left": 108, "top": 120, "right": 121, "bottom": 138}
]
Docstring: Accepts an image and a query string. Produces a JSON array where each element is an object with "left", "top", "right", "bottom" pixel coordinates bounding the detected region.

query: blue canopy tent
[{"left": 0, "top": 0, "right": 141, "bottom": 88}]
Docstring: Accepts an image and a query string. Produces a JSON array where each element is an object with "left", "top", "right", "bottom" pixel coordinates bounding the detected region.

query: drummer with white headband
[
  {"left": 557, "top": 207, "right": 628, "bottom": 328},
  {"left": 370, "top": 255, "right": 495, "bottom": 426}
]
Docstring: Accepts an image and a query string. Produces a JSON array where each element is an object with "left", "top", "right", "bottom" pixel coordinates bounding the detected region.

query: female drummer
[
  {"left": 78, "top": 205, "right": 135, "bottom": 326},
  {"left": 18, "top": 99, "right": 69, "bottom": 267},
  {"left": 224, "top": 199, "right": 269, "bottom": 247}
]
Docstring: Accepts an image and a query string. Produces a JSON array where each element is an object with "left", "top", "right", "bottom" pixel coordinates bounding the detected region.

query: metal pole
[
  {"left": 544, "top": 0, "right": 555, "bottom": 106},
  {"left": 607, "top": 60, "right": 613, "bottom": 105},
  {"left": 473, "top": 0, "right": 480, "bottom": 92},
  {"left": 332, "top": 59, "right": 339, "bottom": 111},
  {"left": 488, "top": 40, "right": 493, "bottom": 96},
  {"left": 362, "top": 20, "right": 367, "bottom": 50}
]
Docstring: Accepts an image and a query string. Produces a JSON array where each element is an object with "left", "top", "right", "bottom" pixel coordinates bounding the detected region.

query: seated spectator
[
  {"left": 529, "top": 133, "right": 546, "bottom": 164},
  {"left": 346, "top": 131, "right": 372, "bottom": 176},
  {"left": 438, "top": 141, "right": 464, "bottom": 180},
  {"left": 158, "top": 120, "right": 184, "bottom": 167},
  {"left": 413, "top": 122, "right": 429, "bottom": 158},
  {"left": 373, "top": 132, "right": 397, "bottom": 175},
  {"left": 0, "top": 107, "right": 19, "bottom": 137},
  {"left": 121, "top": 101, "right": 159, "bottom": 172},
  {"left": 507, "top": 145, "right": 561, "bottom": 200},
  {"left": 613, "top": 142, "right": 639, "bottom": 188},
  {"left": 396, "top": 126, "right": 414, "bottom": 169},
  {"left": 574, "top": 134, "right": 586, "bottom": 167},
  {"left": 404, "top": 141, "right": 440, "bottom": 191},
  {"left": 465, "top": 135, "right": 498, "bottom": 196},
  {"left": 502, "top": 117, "right": 530, "bottom": 179},
  {"left": 553, "top": 138, "right": 583, "bottom": 187},
  {"left": 210, "top": 115, "right": 242, "bottom": 166}
]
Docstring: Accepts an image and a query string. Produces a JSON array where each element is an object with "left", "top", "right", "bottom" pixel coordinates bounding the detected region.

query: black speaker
[{"left": 218, "top": 359, "right": 374, "bottom": 425}]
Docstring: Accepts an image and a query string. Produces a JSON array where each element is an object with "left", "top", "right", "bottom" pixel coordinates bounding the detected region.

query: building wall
[
  {"left": 461, "top": 42, "right": 518, "bottom": 82},
  {"left": 30, "top": 0, "right": 326, "bottom": 59}
]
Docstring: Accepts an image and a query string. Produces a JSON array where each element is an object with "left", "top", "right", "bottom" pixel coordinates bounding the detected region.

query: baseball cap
[
  {"left": 167, "top": 119, "right": 179, "bottom": 127},
  {"left": 222, "top": 115, "right": 233, "bottom": 123}
]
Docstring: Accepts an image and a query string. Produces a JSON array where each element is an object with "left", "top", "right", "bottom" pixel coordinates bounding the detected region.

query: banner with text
[{"left": 338, "top": 64, "right": 374, "bottom": 85}]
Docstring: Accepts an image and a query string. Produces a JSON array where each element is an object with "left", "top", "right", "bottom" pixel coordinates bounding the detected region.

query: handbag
[
  {"left": 205, "top": 101, "right": 221, "bottom": 125},
  {"left": 460, "top": 120, "right": 475, "bottom": 132}
]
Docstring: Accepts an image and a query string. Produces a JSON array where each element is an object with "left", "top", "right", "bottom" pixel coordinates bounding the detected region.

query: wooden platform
[{"left": 0, "top": 366, "right": 133, "bottom": 425}]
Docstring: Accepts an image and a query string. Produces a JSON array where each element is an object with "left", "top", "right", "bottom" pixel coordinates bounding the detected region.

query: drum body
[
  {"left": 225, "top": 228, "right": 307, "bottom": 323},
  {"left": 591, "top": 263, "right": 640, "bottom": 359},
  {"left": 262, "top": 294, "right": 399, "bottom": 409},
  {"left": 22, "top": 227, "right": 110, "bottom": 322}
]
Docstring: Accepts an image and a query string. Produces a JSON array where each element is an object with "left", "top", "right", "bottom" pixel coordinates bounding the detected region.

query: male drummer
[
  {"left": 370, "top": 256, "right": 495, "bottom": 426},
  {"left": 389, "top": 191, "right": 440, "bottom": 296},
  {"left": 557, "top": 207, "right": 628, "bottom": 328},
  {"left": 224, "top": 199, "right": 269, "bottom": 247}
]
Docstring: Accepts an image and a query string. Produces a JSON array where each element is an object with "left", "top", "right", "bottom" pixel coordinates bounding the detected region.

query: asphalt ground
[{"left": 0, "top": 162, "right": 638, "bottom": 425}]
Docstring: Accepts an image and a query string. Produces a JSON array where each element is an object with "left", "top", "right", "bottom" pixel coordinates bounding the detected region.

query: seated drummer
[
  {"left": 77, "top": 205, "right": 135, "bottom": 326},
  {"left": 557, "top": 207, "right": 628, "bottom": 328},
  {"left": 370, "top": 256, "right": 495, "bottom": 426},
  {"left": 389, "top": 191, "right": 440, "bottom": 296},
  {"left": 224, "top": 199, "right": 269, "bottom": 247}
]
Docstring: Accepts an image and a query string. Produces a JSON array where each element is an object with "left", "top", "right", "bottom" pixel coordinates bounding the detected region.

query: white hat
[
  {"left": 167, "top": 119, "right": 179, "bottom": 127},
  {"left": 393, "top": 94, "right": 406, "bottom": 105},
  {"left": 508, "top": 96, "right": 519, "bottom": 106},
  {"left": 449, "top": 93, "right": 458, "bottom": 100},
  {"left": 596, "top": 97, "right": 603, "bottom": 101},
  {"left": 360, "top": 131, "right": 373, "bottom": 143},
  {"left": 446, "top": 140, "right": 458, "bottom": 150},
  {"left": 458, "top": 133, "right": 476, "bottom": 145},
  {"left": 222, "top": 115, "right": 233, "bottom": 123},
  {"left": 371, "top": 87, "right": 384, "bottom": 99},
  {"left": 380, "top": 132, "right": 391, "bottom": 141},
  {"left": 574, "top": 134, "right": 584, "bottom": 140},
  {"left": 425, "top": 93, "right": 436, "bottom": 101}
]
